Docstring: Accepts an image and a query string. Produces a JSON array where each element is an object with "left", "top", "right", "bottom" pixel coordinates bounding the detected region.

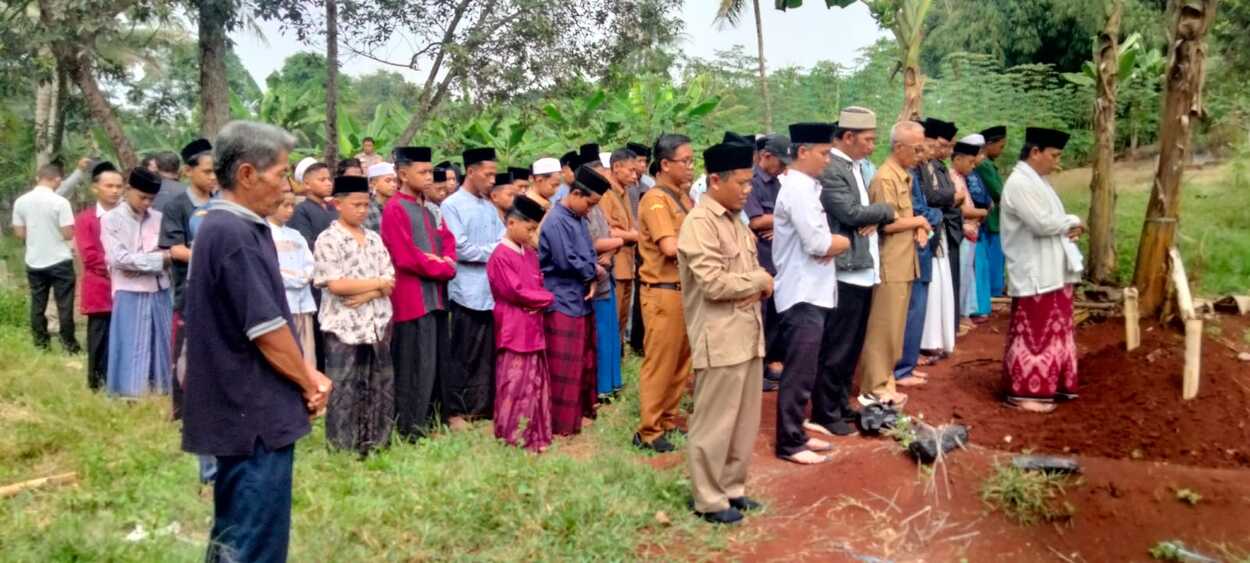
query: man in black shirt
[
  {"left": 160, "top": 139, "right": 217, "bottom": 419},
  {"left": 182, "top": 121, "right": 331, "bottom": 563}
]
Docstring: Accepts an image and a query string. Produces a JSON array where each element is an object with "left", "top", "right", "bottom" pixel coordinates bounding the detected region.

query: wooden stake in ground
[
  {"left": 0, "top": 472, "right": 77, "bottom": 499},
  {"left": 1130, "top": 0, "right": 1217, "bottom": 317},
  {"left": 1124, "top": 287, "right": 1141, "bottom": 351},
  {"left": 1169, "top": 248, "right": 1202, "bottom": 400}
]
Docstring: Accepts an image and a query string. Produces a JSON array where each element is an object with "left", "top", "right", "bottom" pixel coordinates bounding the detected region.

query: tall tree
[
  {"left": 1131, "top": 0, "right": 1217, "bottom": 317},
  {"left": 716, "top": 0, "right": 774, "bottom": 131},
  {"left": 34, "top": 0, "right": 166, "bottom": 170},
  {"left": 777, "top": 0, "right": 933, "bottom": 121},
  {"left": 1088, "top": 0, "right": 1123, "bottom": 285},
  {"left": 324, "top": 0, "right": 339, "bottom": 164},
  {"left": 196, "top": 0, "right": 232, "bottom": 138}
]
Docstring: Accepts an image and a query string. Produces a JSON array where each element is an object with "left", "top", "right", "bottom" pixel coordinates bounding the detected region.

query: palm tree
[{"left": 716, "top": 0, "right": 774, "bottom": 132}]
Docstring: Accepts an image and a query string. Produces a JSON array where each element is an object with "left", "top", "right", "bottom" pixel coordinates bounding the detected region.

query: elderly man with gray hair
[
  {"left": 857, "top": 120, "right": 933, "bottom": 409},
  {"left": 181, "top": 121, "right": 332, "bottom": 563}
]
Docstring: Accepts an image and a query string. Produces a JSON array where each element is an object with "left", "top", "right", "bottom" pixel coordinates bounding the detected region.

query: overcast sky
[{"left": 232, "top": 0, "right": 887, "bottom": 88}]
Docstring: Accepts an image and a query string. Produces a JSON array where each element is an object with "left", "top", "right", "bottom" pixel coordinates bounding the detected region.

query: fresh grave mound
[{"left": 904, "top": 314, "right": 1250, "bottom": 469}]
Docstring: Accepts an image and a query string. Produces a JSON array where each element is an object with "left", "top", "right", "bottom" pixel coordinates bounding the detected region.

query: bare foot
[
  {"left": 897, "top": 376, "right": 927, "bottom": 387},
  {"left": 805, "top": 438, "right": 832, "bottom": 452},
  {"left": 448, "top": 416, "right": 469, "bottom": 431},
  {"left": 1007, "top": 399, "right": 1057, "bottom": 413},
  {"left": 782, "top": 450, "right": 832, "bottom": 465}
]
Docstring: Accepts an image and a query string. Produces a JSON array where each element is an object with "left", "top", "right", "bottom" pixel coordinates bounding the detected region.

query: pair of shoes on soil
[
  {"left": 633, "top": 432, "right": 676, "bottom": 453},
  {"left": 690, "top": 496, "right": 763, "bottom": 525},
  {"left": 803, "top": 418, "right": 859, "bottom": 437}
]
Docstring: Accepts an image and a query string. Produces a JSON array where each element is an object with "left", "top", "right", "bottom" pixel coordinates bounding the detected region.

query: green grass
[
  {"left": 1053, "top": 159, "right": 1250, "bottom": 296},
  {"left": 980, "top": 462, "right": 1079, "bottom": 526},
  {"left": 0, "top": 317, "right": 728, "bottom": 561}
]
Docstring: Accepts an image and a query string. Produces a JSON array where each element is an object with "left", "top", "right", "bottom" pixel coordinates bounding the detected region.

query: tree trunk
[
  {"left": 1087, "top": 0, "right": 1122, "bottom": 285},
  {"left": 899, "top": 64, "right": 924, "bottom": 122},
  {"left": 1131, "top": 0, "right": 1217, "bottom": 317},
  {"left": 324, "top": 0, "right": 340, "bottom": 165},
  {"left": 752, "top": 0, "right": 773, "bottom": 132},
  {"left": 197, "top": 0, "right": 231, "bottom": 138},
  {"left": 395, "top": 0, "right": 492, "bottom": 145},
  {"left": 34, "top": 74, "right": 56, "bottom": 168},
  {"left": 63, "top": 52, "right": 137, "bottom": 170}
]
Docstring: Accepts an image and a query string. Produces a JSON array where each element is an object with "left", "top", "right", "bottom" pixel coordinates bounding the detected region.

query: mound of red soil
[{"left": 906, "top": 314, "right": 1250, "bottom": 469}]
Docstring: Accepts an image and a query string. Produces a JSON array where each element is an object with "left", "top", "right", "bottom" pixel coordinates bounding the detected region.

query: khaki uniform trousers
[
  {"left": 688, "top": 357, "right": 763, "bottom": 513},
  {"left": 615, "top": 279, "right": 633, "bottom": 343},
  {"left": 637, "top": 286, "right": 692, "bottom": 442},
  {"left": 858, "top": 281, "right": 911, "bottom": 396}
]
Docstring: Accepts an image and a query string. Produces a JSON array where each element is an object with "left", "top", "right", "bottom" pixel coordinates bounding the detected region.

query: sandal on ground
[
  {"left": 1006, "top": 398, "right": 1057, "bottom": 413},
  {"left": 781, "top": 449, "right": 832, "bottom": 465},
  {"left": 1055, "top": 392, "right": 1079, "bottom": 402},
  {"left": 917, "top": 356, "right": 939, "bottom": 367}
]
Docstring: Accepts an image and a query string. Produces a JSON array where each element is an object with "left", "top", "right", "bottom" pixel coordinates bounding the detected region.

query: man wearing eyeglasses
[{"left": 633, "top": 133, "right": 697, "bottom": 454}]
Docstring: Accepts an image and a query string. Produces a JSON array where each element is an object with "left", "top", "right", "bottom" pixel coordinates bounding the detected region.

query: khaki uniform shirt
[
  {"left": 870, "top": 156, "right": 919, "bottom": 283},
  {"left": 638, "top": 183, "right": 693, "bottom": 285},
  {"left": 600, "top": 184, "right": 636, "bottom": 281},
  {"left": 677, "top": 196, "right": 771, "bottom": 370}
]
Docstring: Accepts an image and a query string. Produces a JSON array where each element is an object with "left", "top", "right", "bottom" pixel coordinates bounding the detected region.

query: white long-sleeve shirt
[
  {"left": 1001, "top": 161, "right": 1083, "bottom": 297},
  {"left": 773, "top": 168, "right": 837, "bottom": 313}
]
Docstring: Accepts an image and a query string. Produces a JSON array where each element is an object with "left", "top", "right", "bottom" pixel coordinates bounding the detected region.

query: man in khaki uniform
[
  {"left": 600, "top": 148, "right": 641, "bottom": 339},
  {"left": 633, "top": 134, "right": 697, "bottom": 453},
  {"left": 859, "top": 121, "right": 931, "bottom": 405},
  {"left": 678, "top": 141, "right": 773, "bottom": 525}
]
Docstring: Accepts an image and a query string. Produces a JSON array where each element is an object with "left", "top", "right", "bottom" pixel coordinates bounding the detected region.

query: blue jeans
[
  {"left": 207, "top": 441, "right": 294, "bottom": 563},
  {"left": 893, "top": 279, "right": 930, "bottom": 380}
]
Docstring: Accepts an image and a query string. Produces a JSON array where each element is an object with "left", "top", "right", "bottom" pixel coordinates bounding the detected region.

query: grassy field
[
  {"left": 0, "top": 157, "right": 1246, "bottom": 561},
  {"left": 1051, "top": 158, "right": 1250, "bottom": 296},
  {"left": 0, "top": 325, "right": 732, "bottom": 561}
]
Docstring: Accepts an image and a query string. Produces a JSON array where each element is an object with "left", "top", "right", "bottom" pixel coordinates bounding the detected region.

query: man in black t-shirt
[
  {"left": 182, "top": 121, "right": 331, "bottom": 563},
  {"left": 160, "top": 138, "right": 218, "bottom": 427}
]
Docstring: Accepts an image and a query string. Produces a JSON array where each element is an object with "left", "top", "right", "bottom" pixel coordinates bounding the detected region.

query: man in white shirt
[
  {"left": 12, "top": 163, "right": 80, "bottom": 353},
  {"left": 806, "top": 107, "right": 897, "bottom": 437},
  {"left": 772, "top": 122, "right": 850, "bottom": 465}
]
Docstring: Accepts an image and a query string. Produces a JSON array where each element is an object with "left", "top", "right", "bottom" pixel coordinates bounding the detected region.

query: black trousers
[
  {"left": 775, "top": 302, "right": 833, "bottom": 457},
  {"left": 311, "top": 287, "right": 326, "bottom": 372},
  {"left": 392, "top": 311, "right": 449, "bottom": 438},
  {"left": 86, "top": 313, "right": 111, "bottom": 391},
  {"left": 208, "top": 440, "right": 294, "bottom": 563},
  {"left": 628, "top": 278, "right": 646, "bottom": 356},
  {"left": 944, "top": 219, "right": 963, "bottom": 335},
  {"left": 26, "top": 260, "right": 77, "bottom": 349},
  {"left": 447, "top": 301, "right": 495, "bottom": 419},
  {"left": 762, "top": 294, "right": 783, "bottom": 366},
  {"left": 810, "top": 283, "right": 874, "bottom": 426}
]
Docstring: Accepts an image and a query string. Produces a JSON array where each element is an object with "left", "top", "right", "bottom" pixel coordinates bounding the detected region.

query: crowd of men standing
[{"left": 10, "top": 104, "right": 1085, "bottom": 558}]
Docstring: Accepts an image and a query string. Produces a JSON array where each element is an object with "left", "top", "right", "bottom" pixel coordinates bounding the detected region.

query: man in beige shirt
[
  {"left": 678, "top": 141, "right": 773, "bottom": 525},
  {"left": 859, "top": 121, "right": 932, "bottom": 406}
]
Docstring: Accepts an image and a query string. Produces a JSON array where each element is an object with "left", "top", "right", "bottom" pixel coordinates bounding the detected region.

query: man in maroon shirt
[
  {"left": 380, "top": 146, "right": 458, "bottom": 439},
  {"left": 75, "top": 161, "right": 124, "bottom": 390}
]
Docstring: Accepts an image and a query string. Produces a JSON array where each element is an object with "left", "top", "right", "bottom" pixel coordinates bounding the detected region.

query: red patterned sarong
[
  {"left": 494, "top": 350, "right": 553, "bottom": 452},
  {"left": 543, "top": 312, "right": 597, "bottom": 436},
  {"left": 1003, "top": 285, "right": 1078, "bottom": 400}
]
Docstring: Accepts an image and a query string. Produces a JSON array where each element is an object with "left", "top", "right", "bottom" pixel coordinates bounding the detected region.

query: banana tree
[{"left": 777, "top": 0, "right": 932, "bottom": 121}]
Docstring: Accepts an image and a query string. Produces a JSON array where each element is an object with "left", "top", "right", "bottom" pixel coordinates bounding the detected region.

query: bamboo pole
[
  {"left": 1124, "top": 287, "right": 1141, "bottom": 351},
  {"left": 0, "top": 472, "right": 77, "bottom": 498}
]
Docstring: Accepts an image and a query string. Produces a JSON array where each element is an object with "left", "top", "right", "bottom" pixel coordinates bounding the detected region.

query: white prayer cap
[
  {"left": 367, "top": 162, "right": 395, "bottom": 179},
  {"left": 532, "top": 157, "right": 561, "bottom": 175},
  {"left": 293, "top": 157, "right": 318, "bottom": 182},
  {"left": 599, "top": 152, "right": 611, "bottom": 168},
  {"left": 959, "top": 133, "right": 986, "bottom": 147}
]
